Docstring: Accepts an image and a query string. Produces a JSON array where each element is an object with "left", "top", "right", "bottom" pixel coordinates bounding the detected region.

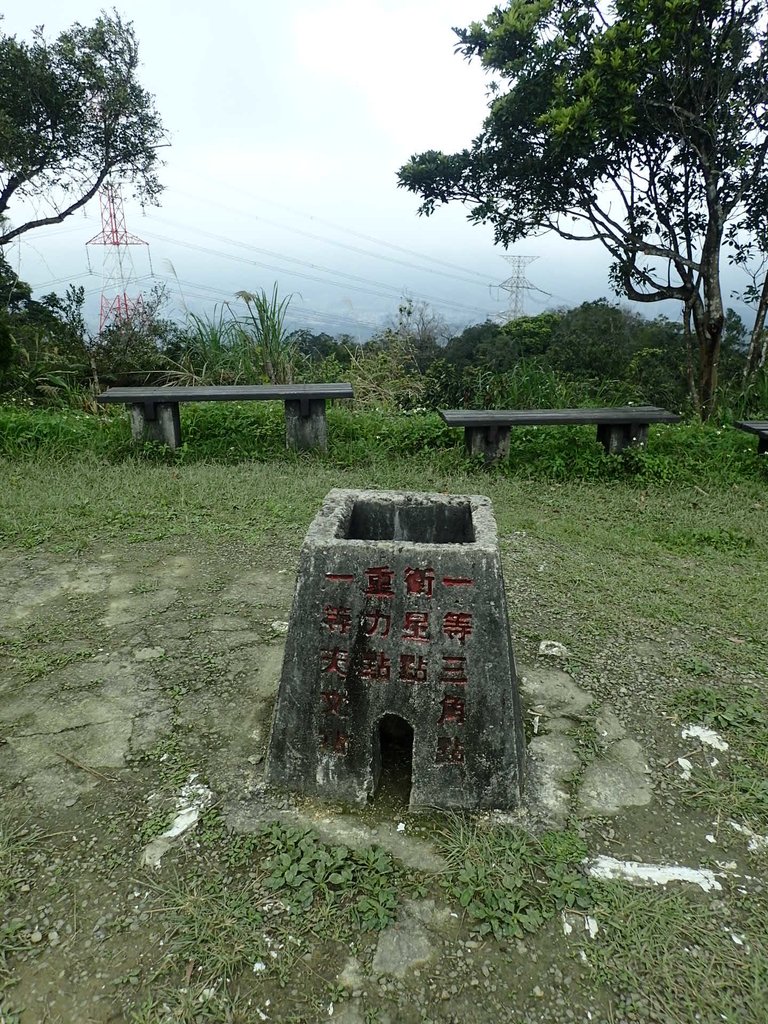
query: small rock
[
  {"left": 48, "top": 930, "right": 60, "bottom": 946},
  {"left": 539, "top": 640, "right": 569, "bottom": 658},
  {"left": 30, "top": 930, "right": 43, "bottom": 944}
]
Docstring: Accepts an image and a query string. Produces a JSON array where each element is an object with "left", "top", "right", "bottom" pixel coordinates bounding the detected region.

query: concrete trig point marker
[{"left": 266, "top": 489, "right": 526, "bottom": 810}]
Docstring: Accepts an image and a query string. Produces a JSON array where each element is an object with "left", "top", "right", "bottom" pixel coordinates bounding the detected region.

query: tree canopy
[
  {"left": 0, "top": 11, "right": 165, "bottom": 246},
  {"left": 398, "top": 0, "right": 768, "bottom": 415}
]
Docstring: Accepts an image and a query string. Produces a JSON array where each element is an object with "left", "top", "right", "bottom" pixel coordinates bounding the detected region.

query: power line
[
  {"left": 185, "top": 176, "right": 495, "bottom": 282},
  {"left": 170, "top": 195, "right": 494, "bottom": 290},
  {"left": 138, "top": 224, "right": 496, "bottom": 318}
]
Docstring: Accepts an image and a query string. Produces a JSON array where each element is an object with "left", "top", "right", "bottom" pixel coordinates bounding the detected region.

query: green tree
[
  {"left": 398, "top": 0, "right": 768, "bottom": 417},
  {"left": 0, "top": 11, "right": 165, "bottom": 245}
]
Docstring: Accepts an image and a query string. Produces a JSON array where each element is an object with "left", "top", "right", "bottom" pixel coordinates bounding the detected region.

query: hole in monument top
[
  {"left": 372, "top": 714, "right": 414, "bottom": 809},
  {"left": 345, "top": 499, "right": 475, "bottom": 544}
]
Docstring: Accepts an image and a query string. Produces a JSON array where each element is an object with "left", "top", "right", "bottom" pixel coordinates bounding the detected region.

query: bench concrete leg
[
  {"left": 464, "top": 425, "right": 511, "bottom": 464},
  {"left": 596, "top": 422, "right": 648, "bottom": 455},
  {"left": 758, "top": 434, "right": 768, "bottom": 455},
  {"left": 129, "top": 402, "right": 181, "bottom": 449},
  {"left": 285, "top": 398, "right": 328, "bottom": 451}
]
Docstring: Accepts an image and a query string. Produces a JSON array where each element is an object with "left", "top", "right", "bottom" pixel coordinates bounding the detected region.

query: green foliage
[
  {"left": 260, "top": 823, "right": 400, "bottom": 931},
  {"left": 0, "top": 403, "right": 765, "bottom": 492},
  {"left": 0, "top": 12, "right": 165, "bottom": 245},
  {"left": 439, "top": 819, "right": 591, "bottom": 940},
  {"left": 398, "top": 0, "right": 768, "bottom": 416},
  {"left": 422, "top": 355, "right": 641, "bottom": 410},
  {"left": 660, "top": 526, "right": 756, "bottom": 556}
]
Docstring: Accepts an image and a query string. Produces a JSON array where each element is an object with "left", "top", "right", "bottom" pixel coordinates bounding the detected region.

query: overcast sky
[{"left": 1, "top": 0, "right": 754, "bottom": 338}]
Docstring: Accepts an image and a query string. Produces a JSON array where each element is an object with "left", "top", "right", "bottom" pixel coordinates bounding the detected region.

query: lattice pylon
[
  {"left": 86, "top": 183, "right": 150, "bottom": 333},
  {"left": 497, "top": 255, "right": 540, "bottom": 321}
]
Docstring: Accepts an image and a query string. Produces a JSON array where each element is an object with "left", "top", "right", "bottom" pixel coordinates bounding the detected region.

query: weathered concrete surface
[
  {"left": 521, "top": 666, "right": 593, "bottom": 719},
  {"left": 129, "top": 401, "right": 181, "bottom": 448},
  {"left": 525, "top": 733, "right": 581, "bottom": 826},
  {"left": 521, "top": 666, "right": 653, "bottom": 823},
  {"left": 266, "top": 489, "right": 526, "bottom": 810},
  {"left": 284, "top": 397, "right": 328, "bottom": 451},
  {"left": 578, "top": 738, "right": 652, "bottom": 817}
]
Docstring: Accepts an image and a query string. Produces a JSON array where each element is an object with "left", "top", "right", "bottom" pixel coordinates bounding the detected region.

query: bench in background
[
  {"left": 97, "top": 383, "right": 354, "bottom": 452},
  {"left": 439, "top": 406, "right": 681, "bottom": 463},
  {"left": 735, "top": 420, "right": 768, "bottom": 454}
]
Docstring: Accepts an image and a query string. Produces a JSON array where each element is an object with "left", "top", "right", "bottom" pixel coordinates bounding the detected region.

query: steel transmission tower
[
  {"left": 497, "top": 255, "right": 540, "bottom": 321},
  {"left": 86, "top": 183, "right": 150, "bottom": 333}
]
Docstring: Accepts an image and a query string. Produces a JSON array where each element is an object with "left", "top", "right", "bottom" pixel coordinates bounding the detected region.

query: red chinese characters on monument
[
  {"left": 359, "top": 649, "right": 391, "bottom": 681},
  {"left": 364, "top": 609, "right": 391, "bottom": 637},
  {"left": 364, "top": 565, "right": 395, "bottom": 599},
  {"left": 320, "top": 690, "right": 350, "bottom": 717},
  {"left": 436, "top": 736, "right": 465, "bottom": 764},
  {"left": 399, "top": 653, "right": 429, "bottom": 683},
  {"left": 322, "top": 564, "right": 476, "bottom": 764},
  {"left": 438, "top": 694, "right": 466, "bottom": 726},
  {"left": 442, "top": 611, "right": 473, "bottom": 644},
  {"left": 402, "top": 611, "right": 430, "bottom": 643},
  {"left": 320, "top": 647, "right": 348, "bottom": 678},
  {"left": 320, "top": 730, "right": 349, "bottom": 755},
  {"left": 439, "top": 655, "right": 468, "bottom": 686},
  {"left": 405, "top": 565, "right": 435, "bottom": 597},
  {"left": 323, "top": 605, "right": 351, "bottom": 635}
]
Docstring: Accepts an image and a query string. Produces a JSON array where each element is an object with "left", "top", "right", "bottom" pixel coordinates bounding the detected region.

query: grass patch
[
  {"left": 589, "top": 885, "right": 768, "bottom": 1024},
  {"left": 437, "top": 818, "right": 592, "bottom": 940},
  {"left": 0, "top": 402, "right": 765, "bottom": 487},
  {"left": 670, "top": 686, "right": 768, "bottom": 829},
  {"left": 132, "top": 818, "right": 419, "bottom": 1023}
]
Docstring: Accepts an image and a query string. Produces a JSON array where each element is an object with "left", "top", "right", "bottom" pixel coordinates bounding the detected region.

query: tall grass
[
  {"left": 421, "top": 358, "right": 644, "bottom": 412},
  {"left": 234, "top": 285, "right": 299, "bottom": 384},
  {"left": 167, "top": 308, "right": 247, "bottom": 385}
]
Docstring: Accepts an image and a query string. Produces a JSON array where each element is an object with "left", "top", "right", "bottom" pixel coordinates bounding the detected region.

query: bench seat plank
[
  {"left": 98, "top": 383, "right": 353, "bottom": 404},
  {"left": 440, "top": 406, "right": 680, "bottom": 427},
  {"left": 735, "top": 420, "right": 768, "bottom": 454}
]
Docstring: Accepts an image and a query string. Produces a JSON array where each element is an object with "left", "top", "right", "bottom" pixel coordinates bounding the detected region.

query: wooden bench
[
  {"left": 735, "top": 420, "right": 768, "bottom": 454},
  {"left": 97, "top": 383, "right": 354, "bottom": 452},
  {"left": 439, "top": 406, "right": 681, "bottom": 462}
]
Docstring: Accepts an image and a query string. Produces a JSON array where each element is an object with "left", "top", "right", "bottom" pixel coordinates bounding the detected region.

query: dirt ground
[{"left": 1, "top": 520, "right": 766, "bottom": 1024}]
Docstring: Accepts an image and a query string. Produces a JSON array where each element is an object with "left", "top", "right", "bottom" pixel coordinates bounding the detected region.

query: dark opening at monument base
[
  {"left": 372, "top": 714, "right": 414, "bottom": 807},
  {"left": 344, "top": 497, "right": 475, "bottom": 544}
]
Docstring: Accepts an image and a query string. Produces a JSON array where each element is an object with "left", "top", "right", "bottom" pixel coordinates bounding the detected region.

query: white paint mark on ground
[
  {"left": 730, "top": 820, "right": 768, "bottom": 852},
  {"left": 677, "top": 757, "right": 693, "bottom": 781},
  {"left": 681, "top": 724, "right": 729, "bottom": 751},
  {"left": 562, "top": 912, "right": 599, "bottom": 939},
  {"left": 141, "top": 773, "right": 213, "bottom": 868},
  {"left": 586, "top": 855, "right": 723, "bottom": 892}
]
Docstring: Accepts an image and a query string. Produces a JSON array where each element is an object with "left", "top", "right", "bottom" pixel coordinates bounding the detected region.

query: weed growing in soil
[
  {"left": 671, "top": 686, "right": 768, "bottom": 828},
  {"left": 438, "top": 818, "right": 592, "bottom": 940},
  {"left": 260, "top": 823, "right": 402, "bottom": 932}
]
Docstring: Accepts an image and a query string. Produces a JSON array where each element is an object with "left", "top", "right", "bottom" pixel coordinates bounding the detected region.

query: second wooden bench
[{"left": 439, "top": 406, "right": 681, "bottom": 462}]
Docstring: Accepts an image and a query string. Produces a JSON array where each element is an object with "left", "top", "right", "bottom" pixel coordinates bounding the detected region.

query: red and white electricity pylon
[{"left": 86, "top": 182, "right": 151, "bottom": 333}]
